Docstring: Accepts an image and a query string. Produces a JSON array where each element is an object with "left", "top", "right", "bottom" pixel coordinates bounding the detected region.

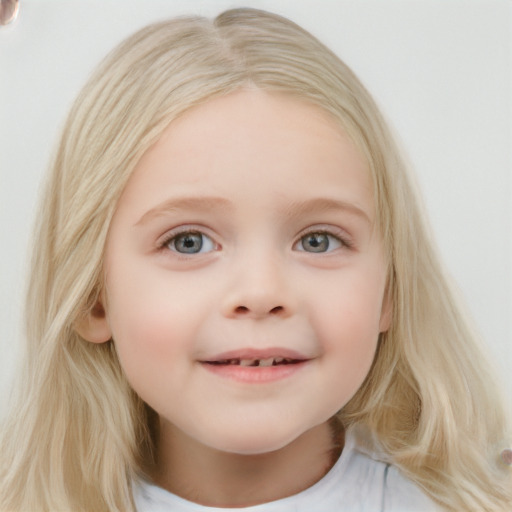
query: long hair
[{"left": 1, "top": 8, "right": 510, "bottom": 511}]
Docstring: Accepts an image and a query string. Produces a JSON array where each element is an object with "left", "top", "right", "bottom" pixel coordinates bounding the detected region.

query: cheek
[
  {"left": 109, "top": 301, "right": 180, "bottom": 397},
  {"left": 104, "top": 267, "right": 194, "bottom": 388},
  {"left": 103, "top": 259, "right": 223, "bottom": 400},
  {"left": 317, "top": 270, "right": 385, "bottom": 339},
  {"left": 311, "top": 271, "right": 384, "bottom": 393}
]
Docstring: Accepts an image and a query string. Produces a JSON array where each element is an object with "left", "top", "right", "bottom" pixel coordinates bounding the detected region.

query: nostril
[{"left": 233, "top": 305, "right": 284, "bottom": 315}]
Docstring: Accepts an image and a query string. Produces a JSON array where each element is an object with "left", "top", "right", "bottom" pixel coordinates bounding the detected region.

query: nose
[{"left": 221, "top": 252, "right": 295, "bottom": 320}]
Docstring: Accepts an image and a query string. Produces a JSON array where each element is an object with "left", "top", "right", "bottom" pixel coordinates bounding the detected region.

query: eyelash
[
  {"left": 158, "top": 227, "right": 218, "bottom": 255},
  {"left": 157, "top": 226, "right": 353, "bottom": 256},
  {"left": 293, "top": 227, "right": 353, "bottom": 253}
]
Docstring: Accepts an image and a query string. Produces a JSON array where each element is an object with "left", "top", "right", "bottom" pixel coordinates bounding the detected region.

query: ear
[
  {"left": 379, "top": 285, "right": 393, "bottom": 333},
  {"left": 75, "top": 298, "right": 112, "bottom": 344}
]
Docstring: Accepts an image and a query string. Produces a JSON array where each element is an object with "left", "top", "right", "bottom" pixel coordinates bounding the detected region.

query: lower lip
[{"left": 201, "top": 361, "right": 309, "bottom": 383}]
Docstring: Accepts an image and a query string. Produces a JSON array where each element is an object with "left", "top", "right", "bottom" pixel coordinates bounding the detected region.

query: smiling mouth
[{"left": 205, "top": 357, "right": 304, "bottom": 367}]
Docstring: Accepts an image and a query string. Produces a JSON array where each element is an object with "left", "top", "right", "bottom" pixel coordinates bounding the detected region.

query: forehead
[{"left": 115, "top": 89, "right": 373, "bottom": 221}]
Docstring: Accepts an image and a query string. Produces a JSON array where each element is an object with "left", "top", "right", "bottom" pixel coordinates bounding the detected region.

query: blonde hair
[{"left": 1, "top": 8, "right": 510, "bottom": 511}]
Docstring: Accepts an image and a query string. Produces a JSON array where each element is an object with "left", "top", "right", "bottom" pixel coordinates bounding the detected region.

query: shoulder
[
  {"left": 133, "top": 479, "right": 191, "bottom": 512},
  {"left": 132, "top": 427, "right": 442, "bottom": 512},
  {"left": 381, "top": 464, "right": 440, "bottom": 511},
  {"left": 347, "top": 426, "right": 441, "bottom": 512}
]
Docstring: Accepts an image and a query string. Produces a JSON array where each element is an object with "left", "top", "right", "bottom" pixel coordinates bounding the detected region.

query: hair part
[{"left": 1, "top": 8, "right": 510, "bottom": 511}]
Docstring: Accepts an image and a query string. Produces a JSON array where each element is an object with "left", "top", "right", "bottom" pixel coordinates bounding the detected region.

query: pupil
[
  {"left": 176, "top": 233, "right": 202, "bottom": 253},
  {"left": 304, "top": 233, "right": 328, "bottom": 252}
]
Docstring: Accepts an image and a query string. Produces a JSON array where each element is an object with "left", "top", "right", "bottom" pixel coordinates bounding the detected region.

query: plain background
[{"left": 0, "top": 0, "right": 511, "bottom": 419}]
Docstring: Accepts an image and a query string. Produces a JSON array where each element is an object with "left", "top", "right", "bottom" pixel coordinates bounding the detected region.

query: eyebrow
[
  {"left": 281, "top": 197, "right": 371, "bottom": 224},
  {"left": 134, "top": 195, "right": 371, "bottom": 227},
  {"left": 134, "top": 196, "right": 233, "bottom": 226}
]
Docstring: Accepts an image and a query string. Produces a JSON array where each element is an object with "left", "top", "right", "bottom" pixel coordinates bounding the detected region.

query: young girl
[{"left": 0, "top": 7, "right": 510, "bottom": 511}]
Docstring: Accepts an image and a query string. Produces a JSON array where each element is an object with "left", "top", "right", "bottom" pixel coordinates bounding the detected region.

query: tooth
[
  {"left": 274, "top": 357, "right": 284, "bottom": 365},
  {"left": 259, "top": 358, "right": 274, "bottom": 367},
  {"left": 229, "top": 359, "right": 238, "bottom": 365},
  {"left": 240, "top": 359, "right": 253, "bottom": 366}
]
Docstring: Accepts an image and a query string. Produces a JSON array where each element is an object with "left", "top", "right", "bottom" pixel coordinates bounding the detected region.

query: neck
[{"left": 151, "top": 418, "right": 344, "bottom": 508}]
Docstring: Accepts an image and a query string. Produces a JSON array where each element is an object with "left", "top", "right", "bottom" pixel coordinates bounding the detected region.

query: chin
[
  {"left": 219, "top": 439, "right": 291, "bottom": 456},
  {"left": 201, "top": 421, "right": 312, "bottom": 456}
]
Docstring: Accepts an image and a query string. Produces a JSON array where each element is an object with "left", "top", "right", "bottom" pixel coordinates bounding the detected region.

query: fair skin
[{"left": 79, "top": 89, "right": 391, "bottom": 507}]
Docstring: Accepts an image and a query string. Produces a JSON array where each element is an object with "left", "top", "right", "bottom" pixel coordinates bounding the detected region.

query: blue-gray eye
[
  {"left": 298, "top": 232, "right": 342, "bottom": 253},
  {"left": 168, "top": 232, "right": 215, "bottom": 254}
]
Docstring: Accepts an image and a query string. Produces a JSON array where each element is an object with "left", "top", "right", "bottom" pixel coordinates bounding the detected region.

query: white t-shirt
[{"left": 133, "top": 427, "right": 440, "bottom": 511}]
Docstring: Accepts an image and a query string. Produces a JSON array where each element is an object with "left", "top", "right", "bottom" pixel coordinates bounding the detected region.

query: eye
[
  {"left": 295, "top": 231, "right": 344, "bottom": 253},
  {"left": 164, "top": 231, "right": 216, "bottom": 254}
]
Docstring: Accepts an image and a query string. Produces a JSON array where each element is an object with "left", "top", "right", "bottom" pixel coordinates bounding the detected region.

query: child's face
[{"left": 99, "top": 89, "right": 391, "bottom": 455}]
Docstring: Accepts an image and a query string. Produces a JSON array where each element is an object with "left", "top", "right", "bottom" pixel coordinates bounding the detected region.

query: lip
[
  {"left": 199, "top": 347, "right": 311, "bottom": 384},
  {"left": 202, "top": 347, "right": 308, "bottom": 362}
]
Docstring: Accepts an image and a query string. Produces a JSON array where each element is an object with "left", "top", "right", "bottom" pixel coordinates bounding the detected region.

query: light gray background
[{"left": 1, "top": 0, "right": 511, "bottom": 419}]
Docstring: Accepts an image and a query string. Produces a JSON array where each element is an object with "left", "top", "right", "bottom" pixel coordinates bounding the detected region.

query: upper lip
[{"left": 201, "top": 347, "right": 310, "bottom": 363}]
